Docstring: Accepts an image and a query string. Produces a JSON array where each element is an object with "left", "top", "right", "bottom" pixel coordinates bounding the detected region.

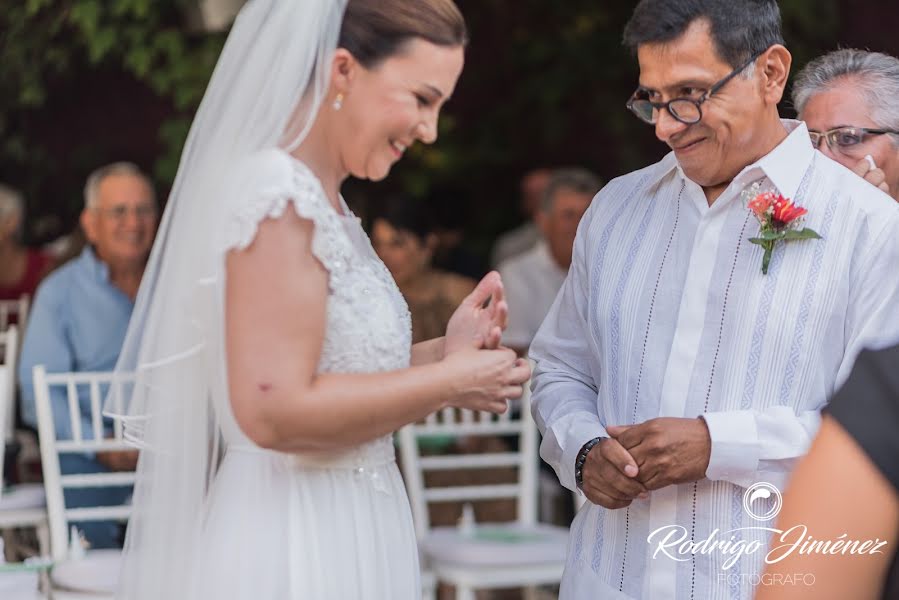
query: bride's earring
[{"left": 333, "top": 93, "right": 344, "bottom": 111}]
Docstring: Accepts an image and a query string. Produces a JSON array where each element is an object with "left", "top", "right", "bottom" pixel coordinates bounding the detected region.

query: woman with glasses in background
[{"left": 793, "top": 48, "right": 899, "bottom": 202}]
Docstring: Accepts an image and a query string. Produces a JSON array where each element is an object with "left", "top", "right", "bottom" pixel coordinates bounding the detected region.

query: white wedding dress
[{"left": 190, "top": 148, "right": 420, "bottom": 599}]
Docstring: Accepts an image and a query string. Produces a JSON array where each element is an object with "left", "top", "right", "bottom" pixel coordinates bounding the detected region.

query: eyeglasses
[
  {"left": 808, "top": 127, "right": 899, "bottom": 154},
  {"left": 95, "top": 204, "right": 157, "bottom": 221},
  {"left": 626, "top": 51, "right": 763, "bottom": 125}
]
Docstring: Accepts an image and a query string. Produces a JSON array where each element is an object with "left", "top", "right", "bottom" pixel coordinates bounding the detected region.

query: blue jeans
[{"left": 59, "top": 454, "right": 132, "bottom": 549}]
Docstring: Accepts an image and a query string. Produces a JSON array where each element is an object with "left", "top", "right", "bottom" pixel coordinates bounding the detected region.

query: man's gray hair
[
  {"left": 0, "top": 183, "right": 24, "bottom": 219},
  {"left": 541, "top": 168, "right": 603, "bottom": 212},
  {"left": 84, "top": 162, "right": 156, "bottom": 209},
  {"left": 793, "top": 49, "right": 899, "bottom": 145}
]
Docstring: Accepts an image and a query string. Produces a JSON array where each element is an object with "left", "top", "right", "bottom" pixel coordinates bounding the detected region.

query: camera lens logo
[{"left": 743, "top": 482, "right": 783, "bottom": 522}]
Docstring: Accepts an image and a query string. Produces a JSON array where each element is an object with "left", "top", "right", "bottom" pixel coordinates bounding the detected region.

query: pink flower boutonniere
[{"left": 745, "top": 189, "right": 821, "bottom": 274}]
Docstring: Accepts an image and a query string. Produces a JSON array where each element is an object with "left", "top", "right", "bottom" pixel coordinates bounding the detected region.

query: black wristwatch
[{"left": 574, "top": 436, "right": 606, "bottom": 488}]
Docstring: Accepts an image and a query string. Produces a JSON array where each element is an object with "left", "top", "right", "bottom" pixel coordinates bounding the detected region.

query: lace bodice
[{"left": 216, "top": 148, "right": 412, "bottom": 455}]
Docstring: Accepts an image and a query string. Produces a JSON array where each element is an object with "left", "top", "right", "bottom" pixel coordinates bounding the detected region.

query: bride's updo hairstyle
[{"left": 339, "top": 0, "right": 468, "bottom": 68}]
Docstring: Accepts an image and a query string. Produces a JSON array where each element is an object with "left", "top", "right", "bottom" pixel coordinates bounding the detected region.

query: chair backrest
[
  {"left": 0, "top": 295, "right": 30, "bottom": 332},
  {"left": 397, "top": 384, "right": 539, "bottom": 541},
  {"left": 0, "top": 325, "right": 18, "bottom": 445},
  {"left": 32, "top": 365, "right": 136, "bottom": 559}
]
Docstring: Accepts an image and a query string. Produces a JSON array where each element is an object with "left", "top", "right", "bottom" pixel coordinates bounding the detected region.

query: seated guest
[
  {"left": 498, "top": 168, "right": 601, "bottom": 355},
  {"left": 489, "top": 168, "right": 552, "bottom": 267},
  {"left": 758, "top": 343, "right": 899, "bottom": 599},
  {"left": 371, "top": 197, "right": 476, "bottom": 344},
  {"left": 794, "top": 49, "right": 899, "bottom": 201},
  {"left": 0, "top": 183, "right": 55, "bottom": 304},
  {"left": 18, "top": 162, "right": 158, "bottom": 548},
  {"left": 372, "top": 197, "right": 513, "bottom": 526}
]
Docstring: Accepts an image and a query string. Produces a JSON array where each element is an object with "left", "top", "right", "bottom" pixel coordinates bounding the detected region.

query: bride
[{"left": 105, "top": 1, "right": 530, "bottom": 598}]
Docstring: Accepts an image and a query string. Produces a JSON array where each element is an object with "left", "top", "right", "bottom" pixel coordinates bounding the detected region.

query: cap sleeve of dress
[{"left": 219, "top": 148, "right": 353, "bottom": 277}]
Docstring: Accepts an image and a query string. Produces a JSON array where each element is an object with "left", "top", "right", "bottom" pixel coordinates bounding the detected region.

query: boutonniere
[{"left": 744, "top": 186, "right": 821, "bottom": 275}]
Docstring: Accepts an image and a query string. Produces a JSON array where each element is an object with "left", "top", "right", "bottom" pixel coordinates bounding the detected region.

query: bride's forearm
[
  {"left": 410, "top": 337, "right": 445, "bottom": 366},
  {"left": 247, "top": 360, "right": 459, "bottom": 453}
]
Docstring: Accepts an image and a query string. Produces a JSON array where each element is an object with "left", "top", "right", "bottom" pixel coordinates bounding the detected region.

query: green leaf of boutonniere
[{"left": 781, "top": 228, "right": 822, "bottom": 241}]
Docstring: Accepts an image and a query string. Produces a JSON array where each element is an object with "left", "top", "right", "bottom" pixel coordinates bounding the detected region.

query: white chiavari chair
[
  {"left": 1, "top": 328, "right": 50, "bottom": 598},
  {"left": 33, "top": 366, "right": 137, "bottom": 598},
  {"left": 397, "top": 384, "right": 568, "bottom": 600},
  {"left": 0, "top": 294, "right": 30, "bottom": 333}
]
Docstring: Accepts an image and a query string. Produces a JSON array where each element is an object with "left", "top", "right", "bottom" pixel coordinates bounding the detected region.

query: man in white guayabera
[{"left": 529, "top": 0, "right": 899, "bottom": 598}]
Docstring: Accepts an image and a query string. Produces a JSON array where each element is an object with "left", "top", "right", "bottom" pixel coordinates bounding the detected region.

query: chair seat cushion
[
  {"left": 0, "top": 484, "right": 45, "bottom": 511},
  {"left": 51, "top": 549, "right": 121, "bottom": 594},
  {"left": 421, "top": 523, "right": 569, "bottom": 567}
]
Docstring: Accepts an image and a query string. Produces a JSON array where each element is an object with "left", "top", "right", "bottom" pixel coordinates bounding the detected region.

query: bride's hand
[
  {"left": 444, "top": 271, "right": 508, "bottom": 355},
  {"left": 443, "top": 347, "right": 531, "bottom": 414}
]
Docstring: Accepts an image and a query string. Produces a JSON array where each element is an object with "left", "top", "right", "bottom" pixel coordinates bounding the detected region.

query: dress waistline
[{"left": 226, "top": 441, "right": 395, "bottom": 470}]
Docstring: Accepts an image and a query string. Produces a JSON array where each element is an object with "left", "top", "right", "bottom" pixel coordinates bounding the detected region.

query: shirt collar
[
  {"left": 746, "top": 119, "right": 814, "bottom": 200},
  {"left": 645, "top": 151, "right": 680, "bottom": 191},
  {"left": 535, "top": 240, "right": 568, "bottom": 277},
  {"left": 645, "top": 119, "right": 815, "bottom": 200},
  {"left": 77, "top": 246, "right": 112, "bottom": 284}
]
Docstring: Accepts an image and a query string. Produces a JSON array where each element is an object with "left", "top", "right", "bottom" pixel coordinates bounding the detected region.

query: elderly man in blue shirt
[{"left": 19, "top": 162, "right": 158, "bottom": 548}]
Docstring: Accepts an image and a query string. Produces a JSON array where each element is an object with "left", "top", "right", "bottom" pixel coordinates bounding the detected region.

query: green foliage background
[
  {"left": 1, "top": 0, "right": 225, "bottom": 237},
  {"left": 0, "top": 0, "right": 861, "bottom": 250}
]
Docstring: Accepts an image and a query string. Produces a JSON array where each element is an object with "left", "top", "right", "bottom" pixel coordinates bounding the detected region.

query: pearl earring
[{"left": 333, "top": 93, "right": 344, "bottom": 111}]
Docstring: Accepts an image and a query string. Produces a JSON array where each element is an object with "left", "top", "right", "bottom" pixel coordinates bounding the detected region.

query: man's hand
[
  {"left": 580, "top": 437, "right": 648, "bottom": 509},
  {"left": 852, "top": 155, "right": 891, "bottom": 196},
  {"left": 607, "top": 417, "right": 711, "bottom": 492}
]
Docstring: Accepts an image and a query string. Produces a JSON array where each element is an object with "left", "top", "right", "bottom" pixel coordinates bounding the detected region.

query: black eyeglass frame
[
  {"left": 626, "top": 50, "right": 765, "bottom": 125},
  {"left": 808, "top": 126, "right": 899, "bottom": 151}
]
